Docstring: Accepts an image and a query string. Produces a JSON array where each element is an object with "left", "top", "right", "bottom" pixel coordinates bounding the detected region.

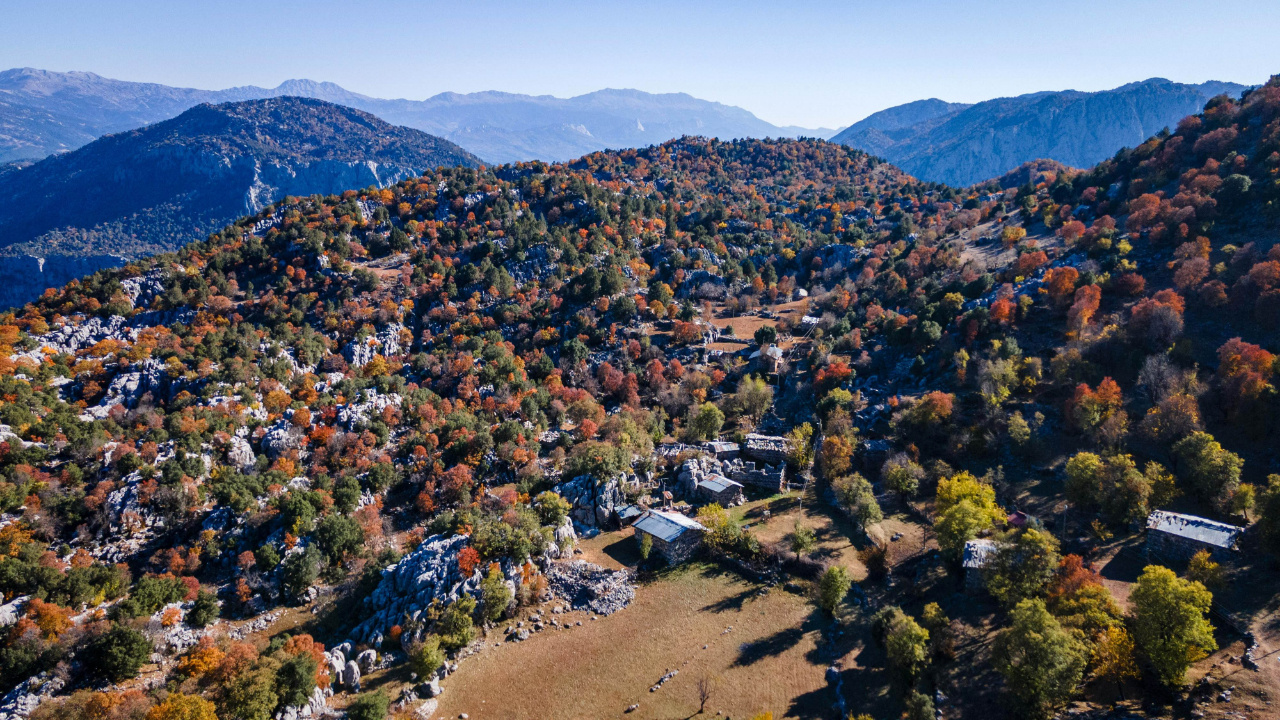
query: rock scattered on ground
[{"left": 545, "top": 560, "right": 634, "bottom": 615}]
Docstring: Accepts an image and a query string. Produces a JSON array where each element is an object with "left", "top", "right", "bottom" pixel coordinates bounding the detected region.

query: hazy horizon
[{"left": 3, "top": 0, "right": 1279, "bottom": 128}]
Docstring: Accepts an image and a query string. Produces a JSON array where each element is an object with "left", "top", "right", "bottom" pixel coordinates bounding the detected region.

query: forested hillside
[
  {"left": 0, "top": 97, "right": 478, "bottom": 310},
  {"left": 0, "top": 77, "right": 1275, "bottom": 720}
]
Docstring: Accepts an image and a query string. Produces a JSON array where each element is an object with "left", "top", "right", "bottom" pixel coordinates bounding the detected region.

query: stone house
[
  {"left": 1145, "top": 510, "right": 1244, "bottom": 562},
  {"left": 749, "top": 344, "right": 784, "bottom": 373},
  {"left": 726, "top": 459, "right": 787, "bottom": 493},
  {"left": 744, "top": 433, "right": 792, "bottom": 465},
  {"left": 962, "top": 538, "right": 997, "bottom": 593},
  {"left": 633, "top": 509, "right": 706, "bottom": 564},
  {"left": 695, "top": 474, "right": 745, "bottom": 506}
]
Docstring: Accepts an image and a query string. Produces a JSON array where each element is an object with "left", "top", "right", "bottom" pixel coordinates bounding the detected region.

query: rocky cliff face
[{"left": 833, "top": 78, "right": 1247, "bottom": 186}]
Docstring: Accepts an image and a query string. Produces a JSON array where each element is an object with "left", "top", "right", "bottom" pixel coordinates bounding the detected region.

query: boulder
[
  {"left": 344, "top": 660, "right": 362, "bottom": 693},
  {"left": 356, "top": 649, "right": 378, "bottom": 673}
]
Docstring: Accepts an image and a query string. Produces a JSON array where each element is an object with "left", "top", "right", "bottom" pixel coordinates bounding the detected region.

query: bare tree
[{"left": 697, "top": 676, "right": 715, "bottom": 714}]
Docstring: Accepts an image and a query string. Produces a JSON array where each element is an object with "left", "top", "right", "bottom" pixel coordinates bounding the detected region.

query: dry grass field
[{"left": 430, "top": 562, "right": 832, "bottom": 720}]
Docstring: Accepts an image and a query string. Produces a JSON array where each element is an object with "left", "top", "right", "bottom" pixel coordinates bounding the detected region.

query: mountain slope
[
  {"left": 0, "top": 68, "right": 833, "bottom": 164},
  {"left": 0, "top": 96, "right": 479, "bottom": 308},
  {"left": 832, "top": 78, "right": 1246, "bottom": 186}
]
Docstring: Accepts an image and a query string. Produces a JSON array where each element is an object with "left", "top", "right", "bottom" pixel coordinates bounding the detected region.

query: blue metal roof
[
  {"left": 633, "top": 510, "right": 706, "bottom": 543},
  {"left": 697, "top": 474, "right": 743, "bottom": 494},
  {"left": 1147, "top": 510, "right": 1243, "bottom": 549}
]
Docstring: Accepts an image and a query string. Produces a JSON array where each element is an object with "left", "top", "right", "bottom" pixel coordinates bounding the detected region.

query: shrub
[
  {"left": 346, "top": 690, "right": 389, "bottom": 720},
  {"left": 273, "top": 652, "right": 317, "bottom": 708},
  {"left": 407, "top": 635, "right": 445, "bottom": 679},
  {"left": 817, "top": 566, "right": 852, "bottom": 615},
  {"left": 84, "top": 624, "right": 151, "bottom": 682},
  {"left": 187, "top": 590, "right": 220, "bottom": 628},
  {"left": 479, "top": 567, "right": 513, "bottom": 624}
]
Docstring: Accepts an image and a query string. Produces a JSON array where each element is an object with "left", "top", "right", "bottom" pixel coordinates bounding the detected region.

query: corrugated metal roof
[
  {"left": 962, "top": 539, "right": 998, "bottom": 569},
  {"left": 697, "top": 474, "right": 743, "bottom": 494},
  {"left": 633, "top": 509, "right": 706, "bottom": 543},
  {"left": 1147, "top": 510, "right": 1243, "bottom": 549},
  {"left": 615, "top": 504, "right": 642, "bottom": 520}
]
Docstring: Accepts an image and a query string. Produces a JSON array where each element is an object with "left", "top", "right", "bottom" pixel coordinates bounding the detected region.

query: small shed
[
  {"left": 962, "top": 538, "right": 998, "bottom": 592},
  {"left": 695, "top": 474, "right": 745, "bottom": 506},
  {"left": 1145, "top": 510, "right": 1244, "bottom": 562},
  {"left": 615, "top": 504, "right": 643, "bottom": 526},
  {"left": 633, "top": 509, "right": 706, "bottom": 564}
]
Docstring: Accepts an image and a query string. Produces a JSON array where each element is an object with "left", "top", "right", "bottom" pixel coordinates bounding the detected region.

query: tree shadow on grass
[
  {"left": 733, "top": 626, "right": 806, "bottom": 667},
  {"left": 732, "top": 611, "right": 824, "bottom": 667},
  {"left": 701, "top": 586, "right": 757, "bottom": 613}
]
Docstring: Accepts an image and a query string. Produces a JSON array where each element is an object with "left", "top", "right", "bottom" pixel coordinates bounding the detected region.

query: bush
[
  {"left": 84, "top": 624, "right": 151, "bottom": 682},
  {"left": 187, "top": 590, "right": 219, "bottom": 628},
  {"left": 346, "top": 690, "right": 389, "bottom": 720},
  {"left": 273, "top": 652, "right": 317, "bottom": 708},
  {"left": 408, "top": 635, "right": 445, "bottom": 679},
  {"left": 480, "top": 567, "right": 513, "bottom": 623},
  {"left": 817, "top": 566, "right": 852, "bottom": 615},
  {"left": 437, "top": 596, "right": 476, "bottom": 652},
  {"left": 280, "top": 545, "right": 322, "bottom": 602}
]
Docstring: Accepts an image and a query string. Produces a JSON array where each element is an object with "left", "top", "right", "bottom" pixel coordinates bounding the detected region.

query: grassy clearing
[{"left": 431, "top": 562, "right": 831, "bottom": 720}]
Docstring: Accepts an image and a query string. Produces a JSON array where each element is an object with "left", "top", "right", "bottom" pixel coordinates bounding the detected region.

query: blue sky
[{"left": 5, "top": 0, "right": 1280, "bottom": 128}]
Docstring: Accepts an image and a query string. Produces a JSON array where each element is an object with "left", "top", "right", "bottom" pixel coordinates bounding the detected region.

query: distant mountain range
[
  {"left": 0, "top": 96, "right": 478, "bottom": 309},
  {"left": 0, "top": 68, "right": 834, "bottom": 165},
  {"left": 831, "top": 78, "right": 1247, "bottom": 186}
]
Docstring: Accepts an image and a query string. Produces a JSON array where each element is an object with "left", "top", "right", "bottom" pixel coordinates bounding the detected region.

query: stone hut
[
  {"left": 726, "top": 459, "right": 786, "bottom": 493},
  {"left": 695, "top": 474, "right": 745, "bottom": 506},
  {"left": 749, "top": 344, "right": 784, "bottom": 373},
  {"left": 1145, "top": 510, "right": 1244, "bottom": 562},
  {"left": 962, "top": 538, "right": 997, "bottom": 593},
  {"left": 633, "top": 509, "right": 706, "bottom": 564},
  {"left": 744, "top": 433, "right": 792, "bottom": 465}
]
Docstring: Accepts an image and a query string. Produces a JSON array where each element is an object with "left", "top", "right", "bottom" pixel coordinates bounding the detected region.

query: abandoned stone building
[
  {"left": 744, "top": 433, "right": 792, "bottom": 465},
  {"left": 726, "top": 459, "right": 787, "bottom": 493},
  {"left": 1145, "top": 510, "right": 1244, "bottom": 562},
  {"left": 695, "top": 474, "right": 745, "bottom": 506},
  {"left": 632, "top": 509, "right": 706, "bottom": 564},
  {"left": 962, "top": 538, "right": 997, "bottom": 593}
]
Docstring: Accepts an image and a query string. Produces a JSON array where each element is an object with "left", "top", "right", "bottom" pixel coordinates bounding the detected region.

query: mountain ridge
[
  {"left": 832, "top": 77, "right": 1248, "bottom": 185},
  {"left": 0, "top": 68, "right": 835, "bottom": 164}
]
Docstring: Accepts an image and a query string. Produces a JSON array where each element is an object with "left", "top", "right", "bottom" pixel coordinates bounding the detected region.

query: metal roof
[
  {"left": 1147, "top": 510, "right": 1243, "bottom": 549},
  {"left": 615, "top": 504, "right": 643, "bottom": 520},
  {"left": 697, "top": 474, "right": 743, "bottom": 494},
  {"left": 633, "top": 509, "right": 706, "bottom": 543},
  {"left": 962, "top": 539, "right": 998, "bottom": 569}
]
